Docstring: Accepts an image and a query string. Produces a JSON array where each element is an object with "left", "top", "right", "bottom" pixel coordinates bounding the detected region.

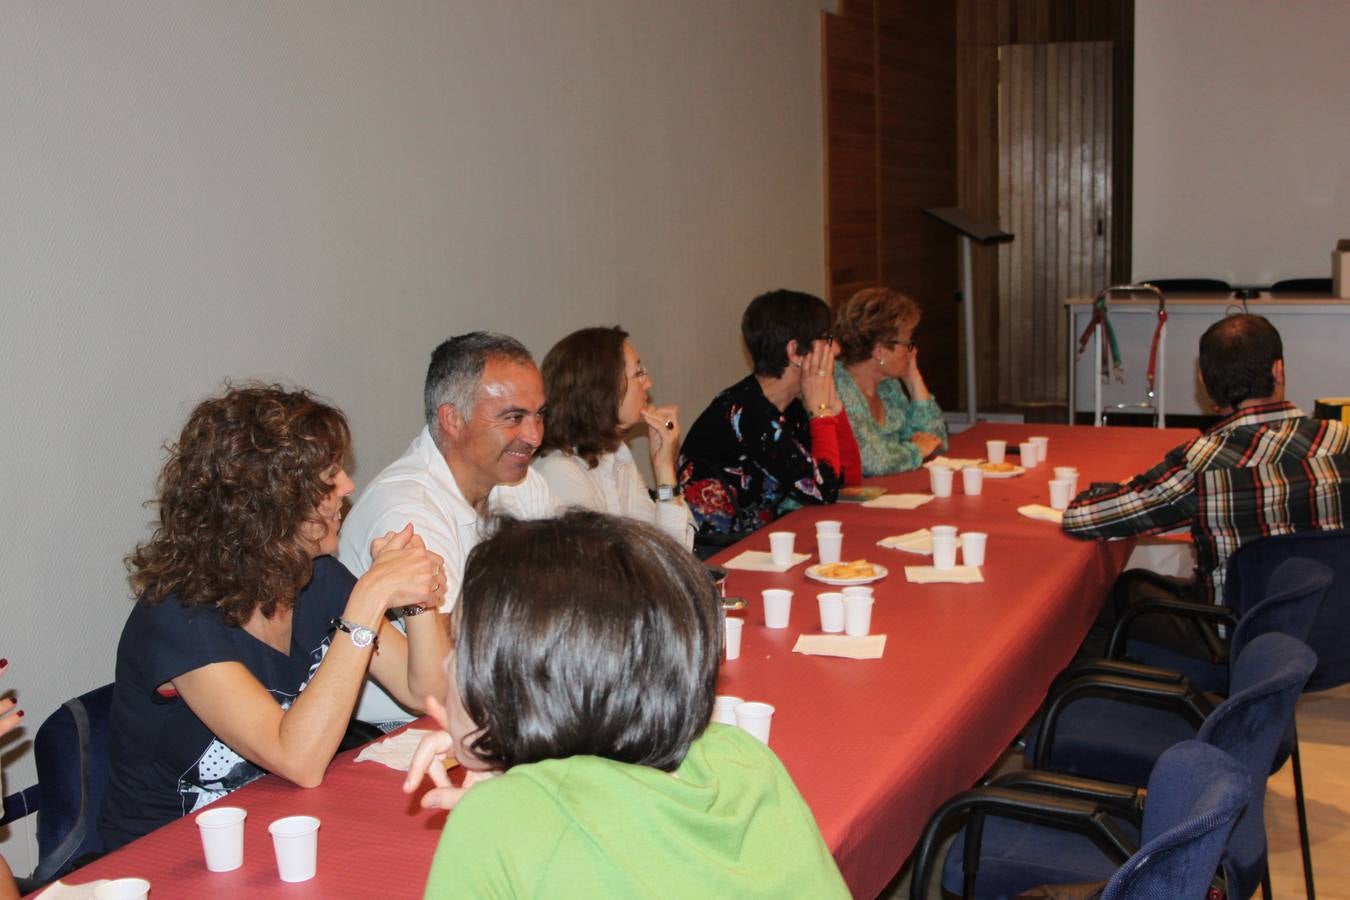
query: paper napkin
[
  {"left": 792, "top": 634, "right": 887, "bottom": 659},
  {"left": 924, "top": 456, "right": 983, "bottom": 470},
  {"left": 722, "top": 550, "right": 812, "bottom": 572},
  {"left": 861, "top": 493, "right": 934, "bottom": 510},
  {"left": 877, "top": 528, "right": 963, "bottom": 555},
  {"left": 904, "top": 565, "right": 984, "bottom": 584},
  {"left": 355, "top": 728, "right": 452, "bottom": 772},
  {"left": 1018, "top": 504, "right": 1065, "bottom": 525}
]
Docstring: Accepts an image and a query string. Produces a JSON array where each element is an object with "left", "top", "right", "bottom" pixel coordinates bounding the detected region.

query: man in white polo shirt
[{"left": 340, "top": 331, "right": 558, "bottom": 726}]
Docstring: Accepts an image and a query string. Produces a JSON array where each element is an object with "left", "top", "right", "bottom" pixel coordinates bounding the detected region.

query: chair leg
[{"left": 1290, "top": 723, "right": 1315, "bottom": 899}]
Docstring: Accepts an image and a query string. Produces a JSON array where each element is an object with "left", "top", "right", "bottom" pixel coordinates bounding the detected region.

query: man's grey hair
[{"left": 424, "top": 332, "right": 534, "bottom": 431}]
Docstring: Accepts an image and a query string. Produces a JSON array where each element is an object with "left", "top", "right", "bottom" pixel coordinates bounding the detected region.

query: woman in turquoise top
[
  {"left": 403, "top": 511, "right": 849, "bottom": 899},
  {"left": 833, "top": 287, "right": 947, "bottom": 475}
]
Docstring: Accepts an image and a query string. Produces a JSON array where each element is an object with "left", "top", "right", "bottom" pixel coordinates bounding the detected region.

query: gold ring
[{"left": 816, "top": 369, "right": 826, "bottom": 376}]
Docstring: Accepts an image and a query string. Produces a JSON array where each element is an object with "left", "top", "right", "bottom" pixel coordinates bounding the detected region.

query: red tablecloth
[{"left": 54, "top": 423, "right": 1194, "bottom": 899}]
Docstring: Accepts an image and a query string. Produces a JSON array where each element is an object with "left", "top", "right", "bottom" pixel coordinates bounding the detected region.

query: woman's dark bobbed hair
[{"left": 455, "top": 510, "right": 722, "bottom": 772}]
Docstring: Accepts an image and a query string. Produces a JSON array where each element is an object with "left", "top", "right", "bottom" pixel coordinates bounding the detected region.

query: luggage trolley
[{"left": 1069, "top": 283, "right": 1169, "bottom": 427}]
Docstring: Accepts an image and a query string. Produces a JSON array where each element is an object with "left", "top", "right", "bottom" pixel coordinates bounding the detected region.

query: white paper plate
[
  {"left": 805, "top": 563, "right": 889, "bottom": 586},
  {"left": 977, "top": 464, "right": 1026, "bottom": 479}
]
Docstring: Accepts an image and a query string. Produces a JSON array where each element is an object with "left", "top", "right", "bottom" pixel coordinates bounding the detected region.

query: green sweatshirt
[{"left": 424, "top": 723, "right": 849, "bottom": 898}]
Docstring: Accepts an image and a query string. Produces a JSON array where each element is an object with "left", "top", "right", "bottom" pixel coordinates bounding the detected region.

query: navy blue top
[{"left": 98, "top": 556, "right": 355, "bottom": 851}]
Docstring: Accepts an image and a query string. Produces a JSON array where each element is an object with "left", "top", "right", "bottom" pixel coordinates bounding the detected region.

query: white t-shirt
[
  {"left": 338, "top": 426, "right": 558, "bottom": 724},
  {"left": 532, "top": 443, "right": 694, "bottom": 549}
]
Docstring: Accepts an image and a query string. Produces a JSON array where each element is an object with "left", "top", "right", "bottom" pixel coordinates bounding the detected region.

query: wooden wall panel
[
  {"left": 956, "top": 0, "right": 1132, "bottom": 410},
  {"left": 823, "top": 1, "right": 959, "bottom": 410},
  {"left": 997, "top": 42, "right": 1112, "bottom": 404}
]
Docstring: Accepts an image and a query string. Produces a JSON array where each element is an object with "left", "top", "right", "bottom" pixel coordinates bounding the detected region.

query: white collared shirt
[
  {"left": 533, "top": 443, "right": 694, "bottom": 549},
  {"left": 338, "top": 426, "right": 559, "bottom": 725}
]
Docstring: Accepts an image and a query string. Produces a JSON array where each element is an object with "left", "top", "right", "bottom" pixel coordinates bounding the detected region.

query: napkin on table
[
  {"left": 877, "top": 528, "right": 963, "bottom": 555},
  {"left": 1018, "top": 504, "right": 1065, "bottom": 525},
  {"left": 861, "top": 494, "right": 934, "bottom": 510},
  {"left": 924, "top": 456, "right": 983, "bottom": 470},
  {"left": 722, "top": 550, "right": 811, "bottom": 572},
  {"left": 792, "top": 634, "right": 887, "bottom": 659},
  {"left": 355, "top": 728, "right": 453, "bottom": 772},
  {"left": 904, "top": 565, "right": 984, "bottom": 584}
]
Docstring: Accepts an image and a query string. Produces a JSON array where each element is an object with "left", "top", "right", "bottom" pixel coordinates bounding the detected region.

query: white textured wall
[
  {"left": 0, "top": 0, "right": 828, "bottom": 869},
  {"left": 1132, "top": 0, "right": 1350, "bottom": 285}
]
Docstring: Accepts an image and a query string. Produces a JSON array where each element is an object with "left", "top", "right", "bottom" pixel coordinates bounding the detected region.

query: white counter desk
[{"left": 1066, "top": 294, "right": 1350, "bottom": 422}]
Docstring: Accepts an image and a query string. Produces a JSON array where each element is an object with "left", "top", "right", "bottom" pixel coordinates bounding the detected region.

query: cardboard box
[{"left": 1336, "top": 239, "right": 1350, "bottom": 298}]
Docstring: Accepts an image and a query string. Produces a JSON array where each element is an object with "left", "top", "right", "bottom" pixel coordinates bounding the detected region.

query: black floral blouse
[{"left": 678, "top": 375, "right": 842, "bottom": 536}]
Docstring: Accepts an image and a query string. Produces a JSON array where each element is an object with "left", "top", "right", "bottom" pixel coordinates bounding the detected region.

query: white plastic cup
[
  {"left": 931, "top": 525, "right": 958, "bottom": 571},
  {"left": 761, "top": 588, "right": 793, "bottom": 628},
  {"left": 929, "top": 465, "right": 954, "bottom": 498},
  {"left": 841, "top": 585, "right": 874, "bottom": 600},
  {"left": 768, "top": 531, "right": 795, "bottom": 567},
  {"left": 269, "top": 815, "right": 320, "bottom": 883},
  {"left": 724, "top": 616, "right": 744, "bottom": 660},
  {"left": 713, "top": 695, "right": 744, "bottom": 725},
  {"left": 817, "top": 592, "right": 845, "bottom": 632},
  {"left": 734, "top": 701, "right": 775, "bottom": 744},
  {"left": 196, "top": 805, "right": 247, "bottom": 872},
  {"left": 817, "top": 532, "right": 843, "bottom": 565},
  {"left": 986, "top": 439, "right": 1007, "bottom": 465},
  {"left": 1054, "top": 466, "right": 1079, "bottom": 496},
  {"left": 1019, "top": 441, "right": 1039, "bottom": 468},
  {"left": 843, "top": 595, "right": 874, "bottom": 636},
  {"left": 93, "top": 880, "right": 151, "bottom": 900},
  {"left": 1029, "top": 436, "right": 1049, "bottom": 461},
  {"left": 1049, "top": 478, "right": 1074, "bottom": 510},
  {"left": 961, "top": 466, "right": 984, "bottom": 496},
  {"left": 815, "top": 519, "right": 842, "bottom": 536},
  {"left": 962, "top": 531, "right": 988, "bottom": 567}
]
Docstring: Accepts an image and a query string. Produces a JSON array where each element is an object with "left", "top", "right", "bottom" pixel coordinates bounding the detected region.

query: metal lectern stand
[{"left": 921, "top": 207, "right": 1013, "bottom": 424}]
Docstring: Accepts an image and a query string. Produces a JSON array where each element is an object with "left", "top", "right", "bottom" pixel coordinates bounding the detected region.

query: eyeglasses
[
  {"left": 626, "top": 365, "right": 649, "bottom": 381},
  {"left": 816, "top": 331, "right": 834, "bottom": 344},
  {"left": 885, "top": 338, "right": 916, "bottom": 351}
]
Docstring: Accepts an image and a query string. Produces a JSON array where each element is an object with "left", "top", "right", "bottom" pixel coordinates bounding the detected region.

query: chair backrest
[
  {"left": 1141, "top": 278, "right": 1232, "bottom": 294},
  {"left": 1269, "top": 278, "right": 1333, "bottom": 295},
  {"left": 1101, "top": 741, "right": 1248, "bottom": 900},
  {"left": 30, "top": 683, "right": 114, "bottom": 884},
  {"left": 1197, "top": 633, "right": 1316, "bottom": 899},
  {"left": 1228, "top": 557, "right": 1333, "bottom": 661},
  {"left": 1223, "top": 530, "right": 1350, "bottom": 692}
]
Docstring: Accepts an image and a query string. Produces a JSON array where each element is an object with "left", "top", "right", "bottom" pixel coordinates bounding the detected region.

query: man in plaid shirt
[{"left": 1063, "top": 314, "right": 1350, "bottom": 656}]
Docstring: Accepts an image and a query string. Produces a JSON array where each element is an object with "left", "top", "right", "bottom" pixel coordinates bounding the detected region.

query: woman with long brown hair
[
  {"left": 98, "top": 385, "right": 448, "bottom": 850},
  {"left": 535, "top": 326, "right": 694, "bottom": 548}
]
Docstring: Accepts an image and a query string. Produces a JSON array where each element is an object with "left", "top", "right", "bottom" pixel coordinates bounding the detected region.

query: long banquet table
[{"left": 51, "top": 423, "right": 1196, "bottom": 898}]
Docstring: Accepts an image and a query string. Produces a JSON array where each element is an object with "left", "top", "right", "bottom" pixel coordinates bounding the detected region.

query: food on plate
[
  {"left": 815, "top": 559, "right": 876, "bottom": 580},
  {"left": 979, "top": 461, "right": 1017, "bottom": 473}
]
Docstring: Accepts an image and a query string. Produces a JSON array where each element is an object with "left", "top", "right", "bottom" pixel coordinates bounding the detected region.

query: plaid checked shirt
[{"left": 1062, "top": 402, "right": 1350, "bottom": 603}]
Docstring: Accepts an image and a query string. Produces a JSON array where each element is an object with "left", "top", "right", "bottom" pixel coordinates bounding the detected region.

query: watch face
[{"left": 349, "top": 625, "right": 375, "bottom": 648}]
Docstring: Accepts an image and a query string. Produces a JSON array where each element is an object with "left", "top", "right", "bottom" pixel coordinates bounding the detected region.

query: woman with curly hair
[
  {"left": 98, "top": 385, "right": 448, "bottom": 851},
  {"left": 534, "top": 326, "right": 694, "bottom": 548},
  {"left": 832, "top": 287, "right": 947, "bottom": 475}
]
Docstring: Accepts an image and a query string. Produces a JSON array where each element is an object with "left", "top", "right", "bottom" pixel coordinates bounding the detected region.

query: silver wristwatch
[
  {"left": 331, "top": 617, "right": 379, "bottom": 652},
  {"left": 654, "top": 483, "right": 678, "bottom": 502}
]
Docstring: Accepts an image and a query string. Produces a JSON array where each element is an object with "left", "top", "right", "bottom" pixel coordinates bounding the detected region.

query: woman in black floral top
[{"left": 678, "top": 290, "right": 860, "bottom": 539}]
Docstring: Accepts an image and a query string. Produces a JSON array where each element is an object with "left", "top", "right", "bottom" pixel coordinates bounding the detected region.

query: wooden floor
[{"left": 883, "top": 683, "right": 1350, "bottom": 899}]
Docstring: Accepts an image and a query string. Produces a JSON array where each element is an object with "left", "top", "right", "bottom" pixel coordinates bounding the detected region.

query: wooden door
[{"left": 997, "top": 41, "right": 1112, "bottom": 405}]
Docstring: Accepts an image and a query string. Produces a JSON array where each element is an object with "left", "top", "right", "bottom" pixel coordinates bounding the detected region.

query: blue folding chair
[
  {"left": 1010, "top": 634, "right": 1315, "bottom": 899},
  {"left": 909, "top": 740, "right": 1248, "bottom": 900},
  {"left": 0, "top": 684, "right": 114, "bottom": 887}
]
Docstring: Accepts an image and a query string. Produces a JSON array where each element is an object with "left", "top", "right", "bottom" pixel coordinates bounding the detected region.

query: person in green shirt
[{"left": 402, "top": 510, "right": 849, "bottom": 898}]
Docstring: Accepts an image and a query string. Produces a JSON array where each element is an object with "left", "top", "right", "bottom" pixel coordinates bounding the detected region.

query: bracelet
[{"left": 394, "top": 603, "right": 434, "bottom": 619}]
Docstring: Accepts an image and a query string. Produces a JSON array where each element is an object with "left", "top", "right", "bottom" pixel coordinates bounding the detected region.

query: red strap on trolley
[{"left": 1146, "top": 306, "right": 1168, "bottom": 391}]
